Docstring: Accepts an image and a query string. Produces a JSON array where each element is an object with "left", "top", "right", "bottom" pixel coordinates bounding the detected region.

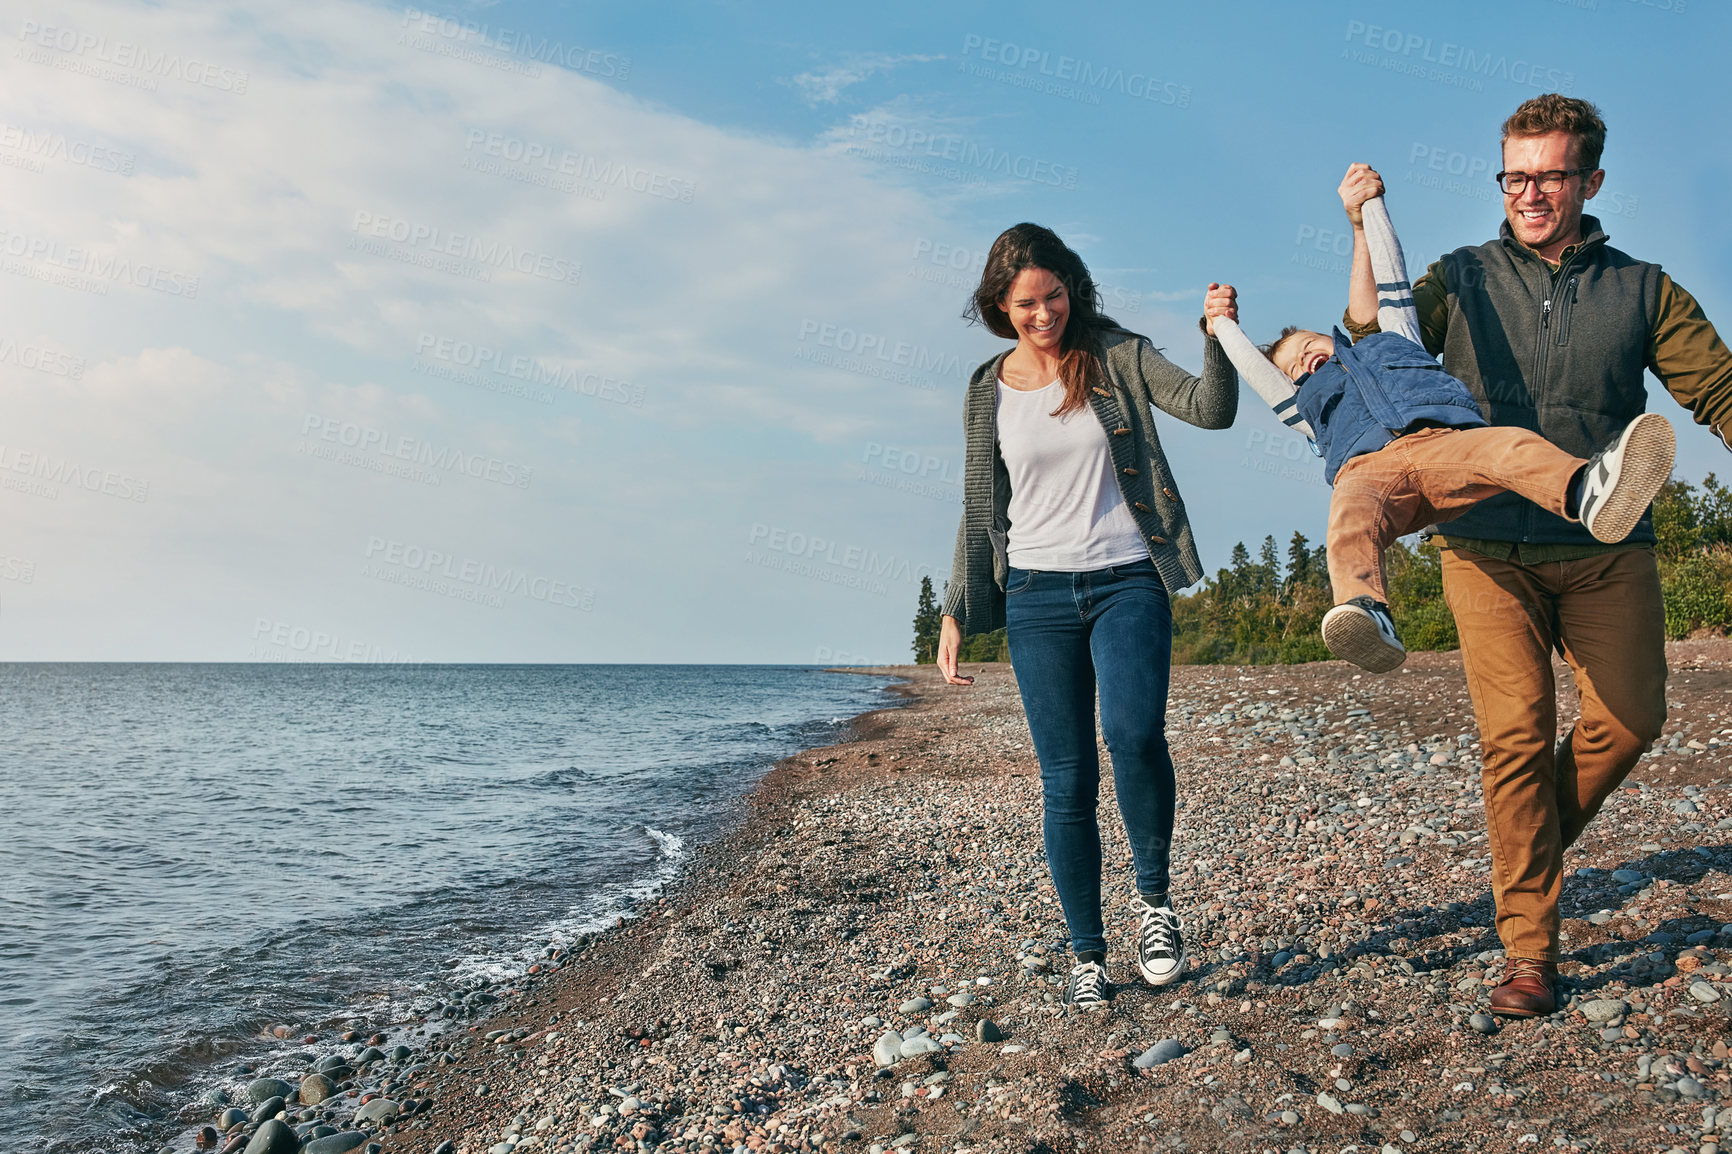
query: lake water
[{"left": 0, "top": 663, "right": 897, "bottom": 1153}]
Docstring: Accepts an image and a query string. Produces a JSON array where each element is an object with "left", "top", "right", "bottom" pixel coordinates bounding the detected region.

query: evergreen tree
[
  {"left": 1285, "top": 531, "right": 1311, "bottom": 593},
  {"left": 912, "top": 577, "right": 941, "bottom": 663},
  {"left": 1225, "top": 542, "right": 1252, "bottom": 601}
]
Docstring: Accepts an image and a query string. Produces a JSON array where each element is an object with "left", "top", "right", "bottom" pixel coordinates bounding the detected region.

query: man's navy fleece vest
[{"left": 1435, "top": 214, "right": 1664, "bottom": 546}]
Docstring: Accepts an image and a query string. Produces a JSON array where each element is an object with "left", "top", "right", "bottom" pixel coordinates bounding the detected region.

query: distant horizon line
[{"left": 0, "top": 660, "right": 917, "bottom": 667}]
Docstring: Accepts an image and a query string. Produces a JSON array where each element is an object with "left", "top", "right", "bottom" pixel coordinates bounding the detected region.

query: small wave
[
  {"left": 526, "top": 766, "right": 593, "bottom": 789},
  {"left": 442, "top": 823, "right": 689, "bottom": 986},
  {"left": 645, "top": 826, "right": 685, "bottom": 859}
]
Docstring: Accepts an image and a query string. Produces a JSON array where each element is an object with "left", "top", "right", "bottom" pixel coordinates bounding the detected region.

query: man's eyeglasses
[{"left": 1495, "top": 168, "right": 1595, "bottom": 195}]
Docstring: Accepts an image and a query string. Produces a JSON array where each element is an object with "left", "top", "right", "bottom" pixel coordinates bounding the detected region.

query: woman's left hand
[{"left": 1202, "top": 283, "right": 1238, "bottom": 337}]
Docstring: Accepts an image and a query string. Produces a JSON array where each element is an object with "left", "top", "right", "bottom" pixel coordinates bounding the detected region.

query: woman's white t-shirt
[{"left": 996, "top": 378, "right": 1149, "bottom": 571}]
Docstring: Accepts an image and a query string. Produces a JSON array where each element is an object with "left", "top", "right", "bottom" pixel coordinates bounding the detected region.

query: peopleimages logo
[
  {"left": 747, "top": 523, "right": 934, "bottom": 585},
  {"left": 250, "top": 618, "right": 427, "bottom": 665},
  {"left": 907, "top": 237, "right": 1143, "bottom": 311},
  {"left": 349, "top": 211, "right": 581, "bottom": 287},
  {"left": 0, "top": 122, "right": 133, "bottom": 175},
  {"left": 16, "top": 19, "right": 250, "bottom": 93},
  {"left": 414, "top": 333, "right": 644, "bottom": 406},
  {"left": 364, "top": 536, "right": 596, "bottom": 611},
  {"left": 0, "top": 337, "right": 84, "bottom": 379},
  {"left": 299, "top": 414, "right": 534, "bottom": 489},
  {"left": 461, "top": 130, "right": 695, "bottom": 204},
  {"left": 0, "top": 443, "right": 149, "bottom": 502},
  {"left": 0, "top": 227, "right": 199, "bottom": 297},
  {"left": 859, "top": 441, "right": 962, "bottom": 506},
  {"left": 1341, "top": 20, "right": 1574, "bottom": 94},
  {"left": 959, "top": 34, "right": 1192, "bottom": 107},
  {"left": 399, "top": 7, "right": 630, "bottom": 79},
  {"left": 795, "top": 319, "right": 967, "bottom": 386},
  {"left": 841, "top": 117, "right": 1079, "bottom": 190}
]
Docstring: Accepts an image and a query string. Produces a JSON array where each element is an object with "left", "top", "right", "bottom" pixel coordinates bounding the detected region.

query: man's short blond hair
[{"left": 1502, "top": 94, "right": 1607, "bottom": 171}]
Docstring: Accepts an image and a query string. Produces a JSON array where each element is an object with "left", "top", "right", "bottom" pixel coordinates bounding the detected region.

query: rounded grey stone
[
  {"left": 873, "top": 1030, "right": 903, "bottom": 1066},
  {"left": 899, "top": 997, "right": 933, "bottom": 1014},
  {"left": 243, "top": 1119, "right": 300, "bottom": 1154},
  {"left": 975, "top": 1019, "right": 1003, "bottom": 1043},
  {"left": 353, "top": 1097, "right": 400, "bottom": 1124},
  {"left": 1132, "top": 1039, "right": 1187, "bottom": 1069},
  {"left": 1331, "top": 1043, "right": 1354, "bottom": 1057},
  {"left": 248, "top": 1096, "right": 285, "bottom": 1125},
  {"left": 899, "top": 1036, "right": 942, "bottom": 1058},
  {"left": 1678, "top": 1076, "right": 1707, "bottom": 1098},
  {"left": 299, "top": 1074, "right": 336, "bottom": 1106},
  {"left": 302, "top": 1134, "right": 370, "bottom": 1154},
  {"left": 246, "top": 1079, "right": 295, "bottom": 1105}
]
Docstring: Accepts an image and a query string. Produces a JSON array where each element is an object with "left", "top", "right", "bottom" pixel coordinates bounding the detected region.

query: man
[{"left": 1339, "top": 94, "right": 1732, "bottom": 1016}]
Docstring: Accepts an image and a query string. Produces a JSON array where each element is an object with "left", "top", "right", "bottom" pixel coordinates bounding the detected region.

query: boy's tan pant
[
  {"left": 1325, "top": 425, "right": 1584, "bottom": 607},
  {"left": 1440, "top": 547, "right": 1668, "bottom": 961}
]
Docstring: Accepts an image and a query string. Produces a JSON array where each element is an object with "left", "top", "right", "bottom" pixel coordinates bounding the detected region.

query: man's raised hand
[
  {"left": 1203, "top": 283, "right": 1238, "bottom": 338},
  {"left": 1339, "top": 162, "right": 1385, "bottom": 227}
]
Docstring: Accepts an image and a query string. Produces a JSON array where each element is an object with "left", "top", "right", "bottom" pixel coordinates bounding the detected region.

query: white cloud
[
  {"left": 790, "top": 52, "right": 943, "bottom": 105},
  {"left": 0, "top": 0, "right": 1033, "bottom": 660}
]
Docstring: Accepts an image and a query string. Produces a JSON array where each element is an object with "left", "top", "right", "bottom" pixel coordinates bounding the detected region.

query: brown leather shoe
[{"left": 1488, "top": 958, "right": 1557, "bottom": 1017}]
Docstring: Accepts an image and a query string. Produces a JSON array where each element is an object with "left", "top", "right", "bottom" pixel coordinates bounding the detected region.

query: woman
[{"left": 937, "top": 223, "right": 1238, "bottom": 1007}]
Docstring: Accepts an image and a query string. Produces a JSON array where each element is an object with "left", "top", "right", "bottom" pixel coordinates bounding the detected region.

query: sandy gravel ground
[{"left": 381, "top": 640, "right": 1732, "bottom": 1154}]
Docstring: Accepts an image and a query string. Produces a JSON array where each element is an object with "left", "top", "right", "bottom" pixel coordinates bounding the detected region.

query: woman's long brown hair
[{"left": 965, "top": 222, "right": 1125, "bottom": 417}]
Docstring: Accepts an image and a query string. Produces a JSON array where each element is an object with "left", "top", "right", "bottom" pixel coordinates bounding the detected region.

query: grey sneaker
[
  {"left": 1062, "top": 959, "right": 1109, "bottom": 1008},
  {"left": 1134, "top": 897, "right": 1188, "bottom": 986},
  {"left": 1322, "top": 596, "right": 1406, "bottom": 673},
  {"left": 1578, "top": 412, "right": 1675, "bottom": 543}
]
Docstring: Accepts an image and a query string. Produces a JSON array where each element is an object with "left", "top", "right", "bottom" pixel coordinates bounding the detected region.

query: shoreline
[
  {"left": 188, "top": 643, "right": 1732, "bottom": 1154},
  {"left": 143, "top": 671, "right": 898, "bottom": 1154}
]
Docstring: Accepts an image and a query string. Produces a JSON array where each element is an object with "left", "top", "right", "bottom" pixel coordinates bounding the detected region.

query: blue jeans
[{"left": 1004, "top": 558, "right": 1176, "bottom": 957}]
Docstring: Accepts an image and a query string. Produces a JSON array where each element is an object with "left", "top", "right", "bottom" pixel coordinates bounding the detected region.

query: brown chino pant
[
  {"left": 1441, "top": 547, "right": 1668, "bottom": 962},
  {"left": 1326, "top": 425, "right": 1585, "bottom": 607}
]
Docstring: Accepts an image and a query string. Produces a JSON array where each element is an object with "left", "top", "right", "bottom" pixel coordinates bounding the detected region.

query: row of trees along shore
[{"left": 910, "top": 473, "right": 1732, "bottom": 666}]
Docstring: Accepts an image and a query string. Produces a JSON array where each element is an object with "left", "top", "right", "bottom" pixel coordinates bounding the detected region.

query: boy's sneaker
[
  {"left": 1322, "top": 596, "right": 1406, "bottom": 673},
  {"left": 1062, "top": 959, "right": 1109, "bottom": 1008},
  {"left": 1578, "top": 412, "right": 1676, "bottom": 544},
  {"left": 1134, "top": 897, "right": 1188, "bottom": 986}
]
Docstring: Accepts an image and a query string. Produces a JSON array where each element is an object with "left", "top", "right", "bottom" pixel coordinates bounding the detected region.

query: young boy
[{"left": 1214, "top": 194, "right": 1674, "bottom": 672}]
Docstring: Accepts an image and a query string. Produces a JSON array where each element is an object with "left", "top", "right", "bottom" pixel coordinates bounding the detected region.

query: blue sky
[{"left": 0, "top": 0, "right": 1725, "bottom": 661}]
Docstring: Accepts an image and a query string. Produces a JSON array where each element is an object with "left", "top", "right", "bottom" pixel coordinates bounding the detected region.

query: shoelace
[
  {"left": 1140, "top": 908, "right": 1180, "bottom": 958},
  {"left": 1068, "top": 962, "right": 1106, "bottom": 1002},
  {"left": 1499, "top": 958, "right": 1551, "bottom": 986}
]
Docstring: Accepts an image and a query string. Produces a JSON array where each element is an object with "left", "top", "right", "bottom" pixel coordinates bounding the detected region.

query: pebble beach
[{"left": 186, "top": 640, "right": 1732, "bottom": 1154}]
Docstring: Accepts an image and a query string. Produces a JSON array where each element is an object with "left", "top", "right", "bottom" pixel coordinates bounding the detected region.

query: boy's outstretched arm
[
  {"left": 1341, "top": 163, "right": 1383, "bottom": 329},
  {"left": 1211, "top": 317, "right": 1316, "bottom": 442}
]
